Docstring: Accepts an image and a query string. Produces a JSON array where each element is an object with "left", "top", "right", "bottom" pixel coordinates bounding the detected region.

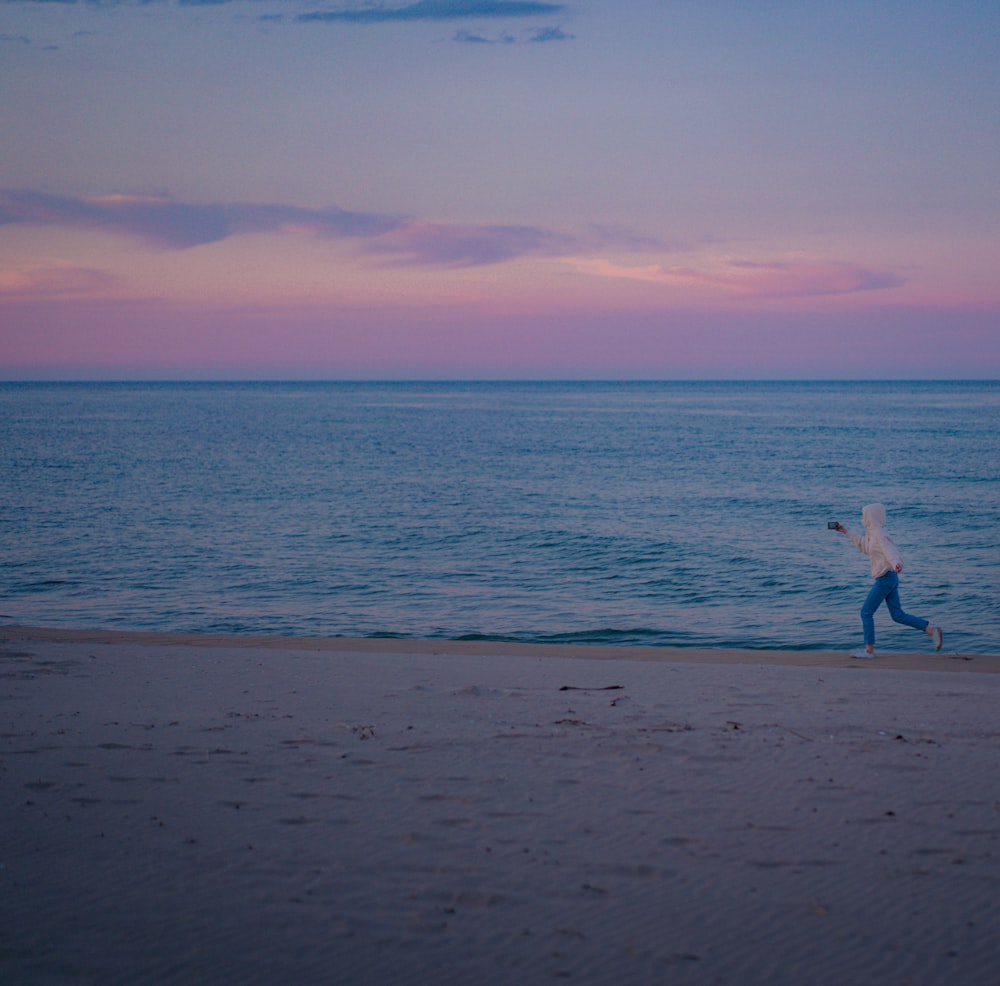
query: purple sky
[{"left": 1, "top": 1, "right": 998, "bottom": 378}]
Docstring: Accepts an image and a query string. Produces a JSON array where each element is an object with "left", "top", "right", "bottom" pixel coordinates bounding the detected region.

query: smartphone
[{"left": 827, "top": 521, "right": 840, "bottom": 529}]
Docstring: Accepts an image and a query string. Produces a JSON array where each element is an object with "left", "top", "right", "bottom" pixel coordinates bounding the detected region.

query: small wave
[
  {"left": 12, "top": 579, "right": 74, "bottom": 592},
  {"left": 447, "top": 627, "right": 840, "bottom": 651},
  {"left": 456, "top": 627, "right": 694, "bottom": 647}
]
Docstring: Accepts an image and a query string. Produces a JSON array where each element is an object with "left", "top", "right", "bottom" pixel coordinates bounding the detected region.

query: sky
[{"left": 1, "top": 0, "right": 998, "bottom": 379}]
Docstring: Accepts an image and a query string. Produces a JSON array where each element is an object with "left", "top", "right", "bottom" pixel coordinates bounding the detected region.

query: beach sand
[{"left": 2, "top": 626, "right": 998, "bottom": 985}]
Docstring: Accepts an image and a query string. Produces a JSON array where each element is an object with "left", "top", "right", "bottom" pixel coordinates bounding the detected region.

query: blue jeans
[{"left": 861, "top": 569, "right": 928, "bottom": 646}]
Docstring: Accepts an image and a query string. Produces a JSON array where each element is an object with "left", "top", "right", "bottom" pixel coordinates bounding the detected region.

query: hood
[{"left": 862, "top": 503, "right": 887, "bottom": 531}]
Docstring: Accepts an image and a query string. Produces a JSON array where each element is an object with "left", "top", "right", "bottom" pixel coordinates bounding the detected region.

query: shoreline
[{"left": 2, "top": 623, "right": 996, "bottom": 673}]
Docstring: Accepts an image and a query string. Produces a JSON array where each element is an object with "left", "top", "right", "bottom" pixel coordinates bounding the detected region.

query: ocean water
[{"left": 1, "top": 381, "right": 997, "bottom": 654}]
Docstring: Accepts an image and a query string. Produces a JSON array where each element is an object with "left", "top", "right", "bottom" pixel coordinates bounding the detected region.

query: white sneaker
[
  {"left": 932, "top": 627, "right": 943, "bottom": 651},
  {"left": 851, "top": 649, "right": 876, "bottom": 659}
]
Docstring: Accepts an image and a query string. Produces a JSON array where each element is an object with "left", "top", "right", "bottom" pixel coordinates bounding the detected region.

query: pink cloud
[
  {"left": 0, "top": 261, "right": 119, "bottom": 299},
  {"left": 577, "top": 257, "right": 905, "bottom": 298}
]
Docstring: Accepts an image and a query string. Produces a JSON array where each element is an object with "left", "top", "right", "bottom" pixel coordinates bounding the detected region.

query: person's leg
[
  {"left": 884, "top": 574, "right": 929, "bottom": 632},
  {"left": 860, "top": 574, "right": 893, "bottom": 649},
  {"left": 883, "top": 573, "right": 941, "bottom": 647}
]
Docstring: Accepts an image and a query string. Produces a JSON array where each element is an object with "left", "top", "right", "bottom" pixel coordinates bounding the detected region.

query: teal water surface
[{"left": 1, "top": 381, "right": 997, "bottom": 653}]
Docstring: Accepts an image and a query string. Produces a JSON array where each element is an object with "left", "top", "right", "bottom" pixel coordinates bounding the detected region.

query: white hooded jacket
[{"left": 845, "top": 503, "right": 904, "bottom": 578}]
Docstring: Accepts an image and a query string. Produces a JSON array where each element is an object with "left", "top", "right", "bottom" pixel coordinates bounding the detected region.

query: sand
[{"left": 2, "top": 626, "right": 998, "bottom": 985}]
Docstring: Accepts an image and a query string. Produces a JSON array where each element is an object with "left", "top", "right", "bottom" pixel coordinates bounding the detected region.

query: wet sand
[{"left": 2, "top": 626, "right": 998, "bottom": 985}]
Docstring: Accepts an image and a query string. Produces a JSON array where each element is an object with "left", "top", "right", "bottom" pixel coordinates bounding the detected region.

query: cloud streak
[
  {"left": 1, "top": 0, "right": 567, "bottom": 11},
  {"left": 527, "top": 25, "right": 571, "bottom": 41},
  {"left": 0, "top": 188, "right": 638, "bottom": 267},
  {"left": 296, "top": 1, "right": 566, "bottom": 25},
  {"left": 576, "top": 257, "right": 905, "bottom": 299},
  {"left": 0, "top": 190, "right": 405, "bottom": 249},
  {"left": 369, "top": 219, "right": 573, "bottom": 266},
  {"left": 452, "top": 23, "right": 569, "bottom": 43},
  {"left": 2, "top": 190, "right": 893, "bottom": 297},
  {"left": 0, "top": 261, "right": 119, "bottom": 299},
  {"left": 453, "top": 29, "right": 514, "bottom": 43}
]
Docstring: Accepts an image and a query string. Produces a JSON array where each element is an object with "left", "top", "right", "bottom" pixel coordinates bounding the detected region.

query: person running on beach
[{"left": 834, "top": 503, "right": 943, "bottom": 659}]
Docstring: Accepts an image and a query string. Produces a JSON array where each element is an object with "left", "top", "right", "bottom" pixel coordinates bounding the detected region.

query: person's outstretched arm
[{"left": 836, "top": 523, "right": 866, "bottom": 554}]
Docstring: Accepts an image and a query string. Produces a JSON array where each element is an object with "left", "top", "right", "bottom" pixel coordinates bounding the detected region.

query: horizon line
[{"left": 2, "top": 377, "right": 996, "bottom": 385}]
